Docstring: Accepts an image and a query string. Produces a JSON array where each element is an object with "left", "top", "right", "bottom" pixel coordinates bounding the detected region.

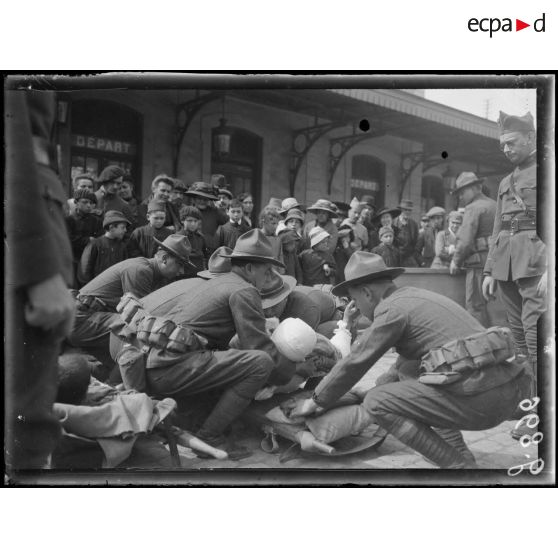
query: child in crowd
[
  {"left": 372, "top": 226, "right": 401, "bottom": 267},
  {"left": 78, "top": 210, "right": 130, "bottom": 284},
  {"left": 215, "top": 199, "right": 250, "bottom": 249},
  {"left": 178, "top": 205, "right": 210, "bottom": 277},
  {"left": 259, "top": 205, "right": 284, "bottom": 265},
  {"left": 278, "top": 229, "right": 303, "bottom": 284},
  {"left": 127, "top": 200, "right": 173, "bottom": 258},
  {"left": 66, "top": 189, "right": 103, "bottom": 286},
  {"left": 334, "top": 224, "right": 355, "bottom": 283},
  {"left": 299, "top": 226, "right": 336, "bottom": 286}
]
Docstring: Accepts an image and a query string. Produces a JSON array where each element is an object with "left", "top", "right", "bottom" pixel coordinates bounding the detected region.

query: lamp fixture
[{"left": 213, "top": 97, "right": 233, "bottom": 158}]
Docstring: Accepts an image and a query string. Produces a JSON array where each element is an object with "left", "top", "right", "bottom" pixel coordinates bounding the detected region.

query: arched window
[
  {"left": 70, "top": 100, "right": 142, "bottom": 187},
  {"left": 421, "top": 175, "right": 445, "bottom": 213},
  {"left": 350, "top": 154, "right": 386, "bottom": 207},
  {"left": 211, "top": 127, "right": 262, "bottom": 210}
]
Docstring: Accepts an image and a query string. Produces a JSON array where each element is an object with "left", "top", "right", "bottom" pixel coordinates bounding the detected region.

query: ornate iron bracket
[
  {"left": 327, "top": 128, "right": 386, "bottom": 194},
  {"left": 173, "top": 91, "right": 222, "bottom": 175},
  {"left": 289, "top": 121, "right": 345, "bottom": 196},
  {"left": 398, "top": 151, "right": 445, "bottom": 201}
]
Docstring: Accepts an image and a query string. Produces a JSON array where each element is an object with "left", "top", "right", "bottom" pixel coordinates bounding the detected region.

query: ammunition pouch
[
  {"left": 116, "top": 293, "right": 207, "bottom": 354},
  {"left": 76, "top": 293, "right": 108, "bottom": 313},
  {"left": 419, "top": 327, "right": 515, "bottom": 386}
]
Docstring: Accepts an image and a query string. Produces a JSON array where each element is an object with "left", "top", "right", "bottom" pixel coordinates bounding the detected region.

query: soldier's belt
[
  {"left": 116, "top": 292, "right": 207, "bottom": 353},
  {"left": 500, "top": 217, "right": 536, "bottom": 233},
  {"left": 419, "top": 327, "right": 515, "bottom": 386}
]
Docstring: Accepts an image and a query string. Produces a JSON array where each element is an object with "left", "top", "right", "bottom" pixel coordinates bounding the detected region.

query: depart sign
[{"left": 72, "top": 134, "right": 137, "bottom": 156}]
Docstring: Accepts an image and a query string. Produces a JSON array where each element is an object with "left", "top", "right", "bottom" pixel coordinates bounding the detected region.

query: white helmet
[{"left": 271, "top": 318, "right": 317, "bottom": 362}]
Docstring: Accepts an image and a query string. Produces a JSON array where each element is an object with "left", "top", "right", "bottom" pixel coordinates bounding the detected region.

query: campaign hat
[
  {"left": 451, "top": 172, "right": 485, "bottom": 195},
  {"left": 222, "top": 229, "right": 285, "bottom": 267},
  {"left": 198, "top": 246, "right": 233, "bottom": 279},
  {"left": 498, "top": 111, "right": 535, "bottom": 134},
  {"left": 154, "top": 234, "right": 196, "bottom": 268},
  {"left": 260, "top": 271, "right": 297, "bottom": 309},
  {"left": 332, "top": 252, "right": 405, "bottom": 297}
]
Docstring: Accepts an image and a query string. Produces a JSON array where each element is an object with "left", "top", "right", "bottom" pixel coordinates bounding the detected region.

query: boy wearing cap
[
  {"left": 449, "top": 172, "right": 497, "bottom": 327},
  {"left": 290, "top": 251, "right": 531, "bottom": 469},
  {"left": 127, "top": 201, "right": 173, "bottom": 259},
  {"left": 278, "top": 229, "right": 303, "bottom": 284},
  {"left": 66, "top": 189, "right": 103, "bottom": 285},
  {"left": 372, "top": 226, "right": 401, "bottom": 267},
  {"left": 416, "top": 206, "right": 446, "bottom": 267},
  {"left": 178, "top": 205, "right": 210, "bottom": 277},
  {"left": 78, "top": 210, "right": 130, "bottom": 285},
  {"left": 431, "top": 212, "right": 462, "bottom": 269},
  {"left": 137, "top": 174, "right": 182, "bottom": 231},
  {"left": 94, "top": 165, "right": 136, "bottom": 228},
  {"left": 299, "top": 227, "right": 337, "bottom": 286},
  {"left": 215, "top": 199, "right": 250, "bottom": 249},
  {"left": 393, "top": 199, "right": 420, "bottom": 267},
  {"left": 188, "top": 181, "right": 228, "bottom": 252},
  {"left": 68, "top": 234, "right": 194, "bottom": 366}
]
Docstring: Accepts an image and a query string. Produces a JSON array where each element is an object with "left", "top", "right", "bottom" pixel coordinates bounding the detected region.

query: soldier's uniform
[
  {"left": 453, "top": 189, "right": 497, "bottom": 327},
  {"left": 484, "top": 114, "right": 545, "bottom": 365}
]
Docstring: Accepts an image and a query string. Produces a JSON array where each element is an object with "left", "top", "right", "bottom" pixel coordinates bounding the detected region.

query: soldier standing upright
[
  {"left": 481, "top": 112, "right": 546, "bottom": 396},
  {"left": 450, "top": 172, "right": 497, "bottom": 327}
]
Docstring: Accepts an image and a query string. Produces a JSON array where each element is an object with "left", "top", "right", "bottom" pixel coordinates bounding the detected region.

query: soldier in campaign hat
[
  {"left": 449, "top": 172, "right": 497, "bottom": 328},
  {"left": 481, "top": 112, "right": 545, "bottom": 439},
  {"left": 122, "top": 229, "right": 296, "bottom": 456},
  {"left": 289, "top": 251, "right": 531, "bottom": 469}
]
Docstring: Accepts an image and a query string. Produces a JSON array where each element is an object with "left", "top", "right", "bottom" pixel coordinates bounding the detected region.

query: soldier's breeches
[
  {"left": 498, "top": 275, "right": 545, "bottom": 359},
  {"left": 465, "top": 268, "right": 490, "bottom": 327}
]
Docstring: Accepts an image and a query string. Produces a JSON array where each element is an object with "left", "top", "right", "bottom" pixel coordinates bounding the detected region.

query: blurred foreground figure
[{"left": 5, "top": 88, "right": 76, "bottom": 470}]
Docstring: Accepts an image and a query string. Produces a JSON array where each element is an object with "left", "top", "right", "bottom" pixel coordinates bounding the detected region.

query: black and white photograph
[{"left": 4, "top": 73, "right": 555, "bottom": 487}]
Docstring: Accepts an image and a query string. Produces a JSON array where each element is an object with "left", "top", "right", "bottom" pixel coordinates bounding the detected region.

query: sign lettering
[{"left": 72, "top": 134, "right": 136, "bottom": 156}]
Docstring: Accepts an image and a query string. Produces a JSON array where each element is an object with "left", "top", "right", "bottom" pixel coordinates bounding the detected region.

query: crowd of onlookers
[{"left": 66, "top": 164, "right": 468, "bottom": 289}]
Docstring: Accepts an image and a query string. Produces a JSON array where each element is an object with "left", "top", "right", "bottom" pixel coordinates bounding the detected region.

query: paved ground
[{"left": 118, "top": 350, "right": 537, "bottom": 475}]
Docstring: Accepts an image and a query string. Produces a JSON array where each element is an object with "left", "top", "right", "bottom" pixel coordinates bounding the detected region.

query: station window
[{"left": 350, "top": 154, "right": 385, "bottom": 207}]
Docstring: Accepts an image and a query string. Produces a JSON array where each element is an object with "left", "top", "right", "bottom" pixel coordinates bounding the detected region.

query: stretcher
[{"left": 243, "top": 389, "right": 388, "bottom": 463}]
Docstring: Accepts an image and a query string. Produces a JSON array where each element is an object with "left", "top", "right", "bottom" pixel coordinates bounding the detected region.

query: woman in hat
[
  {"left": 303, "top": 199, "right": 339, "bottom": 256},
  {"left": 431, "top": 211, "right": 462, "bottom": 269},
  {"left": 278, "top": 229, "right": 303, "bottom": 284}
]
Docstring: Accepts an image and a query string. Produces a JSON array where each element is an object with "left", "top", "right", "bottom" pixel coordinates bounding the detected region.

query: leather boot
[
  {"left": 433, "top": 428, "right": 477, "bottom": 468},
  {"left": 374, "top": 412, "right": 468, "bottom": 468}
]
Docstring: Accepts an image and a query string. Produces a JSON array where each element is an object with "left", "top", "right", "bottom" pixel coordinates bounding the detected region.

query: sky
[{"left": 424, "top": 89, "right": 536, "bottom": 123}]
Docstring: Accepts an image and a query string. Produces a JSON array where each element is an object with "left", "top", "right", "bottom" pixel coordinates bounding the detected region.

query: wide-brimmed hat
[
  {"left": 103, "top": 210, "right": 131, "bottom": 228},
  {"left": 210, "top": 174, "right": 230, "bottom": 189},
  {"left": 147, "top": 200, "right": 166, "bottom": 213},
  {"left": 284, "top": 208, "right": 305, "bottom": 223},
  {"left": 278, "top": 229, "right": 301, "bottom": 245},
  {"left": 397, "top": 199, "right": 414, "bottom": 211},
  {"left": 218, "top": 188, "right": 233, "bottom": 200},
  {"left": 187, "top": 181, "right": 219, "bottom": 200},
  {"left": 98, "top": 165, "right": 125, "bottom": 184},
  {"left": 154, "top": 234, "right": 196, "bottom": 268},
  {"left": 307, "top": 199, "right": 338, "bottom": 217},
  {"left": 426, "top": 206, "right": 446, "bottom": 219},
  {"left": 198, "top": 246, "right": 233, "bottom": 279},
  {"left": 222, "top": 229, "right": 285, "bottom": 267},
  {"left": 372, "top": 207, "right": 401, "bottom": 225},
  {"left": 267, "top": 197, "right": 283, "bottom": 210},
  {"left": 360, "top": 195, "right": 377, "bottom": 211},
  {"left": 448, "top": 211, "right": 463, "bottom": 224},
  {"left": 260, "top": 271, "right": 297, "bottom": 309},
  {"left": 309, "top": 226, "right": 330, "bottom": 248},
  {"left": 279, "top": 197, "right": 304, "bottom": 215},
  {"left": 172, "top": 179, "right": 188, "bottom": 193},
  {"left": 451, "top": 171, "right": 485, "bottom": 195},
  {"left": 332, "top": 252, "right": 405, "bottom": 297}
]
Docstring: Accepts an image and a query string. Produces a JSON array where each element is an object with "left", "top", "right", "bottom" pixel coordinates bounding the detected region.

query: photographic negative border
[{"left": 4, "top": 71, "right": 555, "bottom": 486}]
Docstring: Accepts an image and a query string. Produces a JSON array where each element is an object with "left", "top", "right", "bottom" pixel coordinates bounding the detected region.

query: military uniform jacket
[
  {"left": 453, "top": 193, "right": 496, "bottom": 269},
  {"left": 313, "top": 286, "right": 522, "bottom": 407},
  {"left": 484, "top": 154, "right": 546, "bottom": 280}
]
